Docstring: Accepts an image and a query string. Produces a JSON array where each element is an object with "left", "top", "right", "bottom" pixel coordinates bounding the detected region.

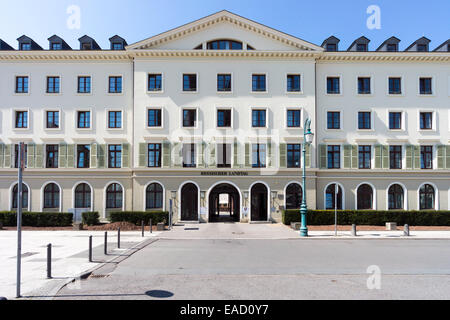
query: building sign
[{"left": 200, "top": 171, "right": 248, "bottom": 176}]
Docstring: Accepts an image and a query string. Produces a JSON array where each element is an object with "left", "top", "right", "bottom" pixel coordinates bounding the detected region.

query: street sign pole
[
  {"left": 16, "top": 142, "right": 25, "bottom": 298},
  {"left": 169, "top": 199, "right": 173, "bottom": 230},
  {"left": 334, "top": 183, "right": 338, "bottom": 237}
]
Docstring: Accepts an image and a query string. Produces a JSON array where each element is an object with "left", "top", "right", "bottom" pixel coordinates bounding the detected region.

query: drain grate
[
  {"left": 89, "top": 274, "right": 110, "bottom": 279},
  {"left": 184, "top": 228, "right": 199, "bottom": 231}
]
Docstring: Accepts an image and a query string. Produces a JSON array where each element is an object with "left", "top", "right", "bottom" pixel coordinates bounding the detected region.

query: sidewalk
[{"left": 0, "top": 230, "right": 159, "bottom": 300}]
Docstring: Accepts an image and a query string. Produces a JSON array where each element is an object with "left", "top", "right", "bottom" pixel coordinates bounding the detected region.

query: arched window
[
  {"left": 325, "top": 184, "right": 343, "bottom": 209},
  {"left": 388, "top": 184, "right": 404, "bottom": 210},
  {"left": 12, "top": 183, "right": 28, "bottom": 210},
  {"left": 419, "top": 184, "right": 435, "bottom": 210},
  {"left": 44, "top": 183, "right": 60, "bottom": 209},
  {"left": 206, "top": 39, "right": 243, "bottom": 50},
  {"left": 146, "top": 183, "right": 163, "bottom": 209},
  {"left": 106, "top": 183, "right": 123, "bottom": 209},
  {"left": 357, "top": 184, "right": 374, "bottom": 210},
  {"left": 285, "top": 183, "right": 302, "bottom": 209},
  {"left": 75, "top": 183, "right": 91, "bottom": 209}
]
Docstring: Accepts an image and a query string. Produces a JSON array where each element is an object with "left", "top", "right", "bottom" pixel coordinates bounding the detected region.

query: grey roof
[
  {"left": 47, "top": 35, "right": 72, "bottom": 50},
  {"left": 16, "top": 35, "right": 43, "bottom": 50},
  {"left": 347, "top": 36, "right": 370, "bottom": 51},
  {"left": 433, "top": 39, "right": 450, "bottom": 52},
  {"left": 376, "top": 36, "right": 401, "bottom": 51},
  {"left": 0, "top": 39, "right": 14, "bottom": 50},
  {"left": 109, "top": 35, "right": 128, "bottom": 50},
  {"left": 78, "top": 35, "right": 101, "bottom": 50},
  {"left": 321, "top": 36, "right": 340, "bottom": 47},
  {"left": 404, "top": 36, "right": 431, "bottom": 51}
]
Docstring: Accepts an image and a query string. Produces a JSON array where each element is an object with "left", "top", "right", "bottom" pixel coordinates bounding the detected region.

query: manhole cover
[{"left": 145, "top": 290, "right": 174, "bottom": 298}]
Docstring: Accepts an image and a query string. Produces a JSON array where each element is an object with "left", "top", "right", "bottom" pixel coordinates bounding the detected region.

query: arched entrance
[
  {"left": 209, "top": 183, "right": 240, "bottom": 222},
  {"left": 251, "top": 183, "right": 268, "bottom": 221},
  {"left": 181, "top": 183, "right": 198, "bottom": 221}
]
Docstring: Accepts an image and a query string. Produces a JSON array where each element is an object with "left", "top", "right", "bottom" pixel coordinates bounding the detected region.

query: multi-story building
[{"left": 0, "top": 10, "right": 449, "bottom": 223}]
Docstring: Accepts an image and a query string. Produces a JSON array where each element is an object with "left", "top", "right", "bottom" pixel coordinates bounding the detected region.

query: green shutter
[
  {"left": 382, "top": 145, "right": 389, "bottom": 169},
  {"left": 405, "top": 145, "right": 413, "bottom": 169},
  {"left": 35, "top": 144, "right": 44, "bottom": 168},
  {"left": 267, "top": 141, "right": 273, "bottom": 167},
  {"left": 97, "top": 144, "right": 106, "bottom": 168},
  {"left": 437, "top": 145, "right": 445, "bottom": 169},
  {"left": 233, "top": 141, "right": 240, "bottom": 168},
  {"left": 209, "top": 143, "right": 216, "bottom": 167},
  {"left": 413, "top": 145, "right": 420, "bottom": 169},
  {"left": 244, "top": 143, "right": 251, "bottom": 168},
  {"left": 319, "top": 144, "right": 327, "bottom": 169},
  {"left": 173, "top": 143, "right": 182, "bottom": 168},
  {"left": 351, "top": 145, "right": 358, "bottom": 169},
  {"left": 374, "top": 145, "right": 382, "bottom": 169},
  {"left": 343, "top": 144, "right": 351, "bottom": 169},
  {"left": 67, "top": 144, "right": 75, "bottom": 168},
  {"left": 0, "top": 144, "right": 4, "bottom": 168},
  {"left": 197, "top": 142, "right": 205, "bottom": 167},
  {"left": 279, "top": 143, "right": 287, "bottom": 168},
  {"left": 4, "top": 144, "right": 12, "bottom": 168},
  {"left": 58, "top": 143, "right": 67, "bottom": 168},
  {"left": 162, "top": 141, "right": 171, "bottom": 168},
  {"left": 446, "top": 146, "right": 450, "bottom": 169},
  {"left": 90, "top": 143, "right": 97, "bottom": 168},
  {"left": 122, "top": 143, "right": 130, "bottom": 168},
  {"left": 138, "top": 143, "right": 147, "bottom": 167},
  {"left": 27, "top": 143, "right": 35, "bottom": 168},
  {"left": 305, "top": 144, "right": 311, "bottom": 168}
]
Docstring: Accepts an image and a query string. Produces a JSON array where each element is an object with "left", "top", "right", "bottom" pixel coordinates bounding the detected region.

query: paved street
[{"left": 55, "top": 226, "right": 450, "bottom": 299}]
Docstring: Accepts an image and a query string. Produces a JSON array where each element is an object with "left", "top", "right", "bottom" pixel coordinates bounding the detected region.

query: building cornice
[
  {"left": 318, "top": 51, "right": 450, "bottom": 63},
  {"left": 0, "top": 50, "right": 131, "bottom": 61}
]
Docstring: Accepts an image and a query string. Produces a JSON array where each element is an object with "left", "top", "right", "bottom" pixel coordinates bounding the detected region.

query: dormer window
[
  {"left": 387, "top": 44, "right": 398, "bottom": 52},
  {"left": 51, "top": 42, "right": 62, "bottom": 50},
  {"left": 207, "top": 39, "right": 243, "bottom": 50},
  {"left": 417, "top": 44, "right": 427, "bottom": 52},
  {"left": 112, "top": 43, "right": 123, "bottom": 50},
  {"left": 82, "top": 43, "right": 92, "bottom": 50},
  {"left": 326, "top": 43, "right": 337, "bottom": 52},
  {"left": 20, "top": 43, "right": 31, "bottom": 51},
  {"left": 356, "top": 43, "right": 367, "bottom": 52}
]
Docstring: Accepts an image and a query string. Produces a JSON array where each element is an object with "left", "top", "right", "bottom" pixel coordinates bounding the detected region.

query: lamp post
[{"left": 300, "top": 119, "right": 314, "bottom": 237}]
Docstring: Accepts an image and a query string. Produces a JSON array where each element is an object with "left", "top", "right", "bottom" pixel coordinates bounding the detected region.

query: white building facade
[{"left": 0, "top": 11, "right": 449, "bottom": 222}]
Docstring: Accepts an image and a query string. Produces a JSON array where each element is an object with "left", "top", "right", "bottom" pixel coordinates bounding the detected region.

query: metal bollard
[
  {"left": 47, "top": 244, "right": 52, "bottom": 279},
  {"left": 351, "top": 224, "right": 357, "bottom": 237},
  {"left": 404, "top": 224, "right": 410, "bottom": 237},
  {"left": 118, "top": 228, "right": 121, "bottom": 249},
  {"left": 150, "top": 219, "right": 152, "bottom": 234},
  {"left": 89, "top": 236, "right": 93, "bottom": 262},
  {"left": 141, "top": 220, "right": 144, "bottom": 237},
  {"left": 104, "top": 232, "right": 108, "bottom": 255}
]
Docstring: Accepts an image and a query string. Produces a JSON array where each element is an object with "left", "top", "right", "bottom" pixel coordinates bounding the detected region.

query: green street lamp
[{"left": 300, "top": 118, "right": 314, "bottom": 237}]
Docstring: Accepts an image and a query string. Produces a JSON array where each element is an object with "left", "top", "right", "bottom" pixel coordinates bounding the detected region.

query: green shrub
[
  {"left": 109, "top": 211, "right": 169, "bottom": 225},
  {"left": 282, "top": 209, "right": 450, "bottom": 226},
  {"left": 0, "top": 211, "right": 73, "bottom": 227},
  {"left": 82, "top": 211, "right": 100, "bottom": 226}
]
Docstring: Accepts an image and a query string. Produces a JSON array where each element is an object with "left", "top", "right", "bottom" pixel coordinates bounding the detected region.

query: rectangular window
[
  {"left": 389, "top": 112, "right": 402, "bottom": 129},
  {"left": 148, "top": 74, "right": 162, "bottom": 92},
  {"left": 112, "top": 43, "right": 123, "bottom": 50},
  {"left": 148, "top": 143, "right": 162, "bottom": 168},
  {"left": 147, "top": 109, "right": 162, "bottom": 127},
  {"left": 327, "top": 77, "right": 340, "bottom": 94},
  {"left": 46, "top": 111, "right": 59, "bottom": 129},
  {"left": 417, "top": 44, "right": 427, "bottom": 52},
  {"left": 327, "top": 145, "right": 340, "bottom": 169},
  {"left": 358, "top": 112, "right": 371, "bottom": 130},
  {"left": 182, "top": 109, "right": 196, "bottom": 127},
  {"left": 108, "top": 111, "right": 122, "bottom": 129},
  {"left": 77, "top": 111, "right": 90, "bottom": 128},
  {"left": 46, "top": 77, "right": 60, "bottom": 93},
  {"left": 287, "top": 74, "right": 301, "bottom": 92},
  {"left": 287, "top": 110, "right": 301, "bottom": 128},
  {"left": 389, "top": 77, "right": 402, "bottom": 94},
  {"left": 20, "top": 43, "right": 31, "bottom": 51},
  {"left": 252, "top": 74, "right": 266, "bottom": 92},
  {"left": 108, "top": 144, "right": 122, "bottom": 168},
  {"left": 327, "top": 111, "right": 340, "bottom": 129},
  {"left": 46, "top": 145, "right": 59, "bottom": 168},
  {"left": 217, "top": 143, "right": 232, "bottom": 168},
  {"left": 326, "top": 43, "right": 337, "bottom": 52},
  {"left": 389, "top": 146, "right": 402, "bottom": 169},
  {"left": 252, "top": 144, "right": 266, "bottom": 168},
  {"left": 358, "top": 77, "right": 371, "bottom": 94},
  {"left": 420, "top": 112, "right": 432, "bottom": 130},
  {"left": 183, "top": 74, "right": 197, "bottom": 92},
  {"left": 77, "top": 145, "right": 90, "bottom": 168},
  {"left": 217, "top": 74, "right": 232, "bottom": 92},
  {"left": 14, "top": 144, "right": 28, "bottom": 168},
  {"left": 15, "top": 76, "right": 29, "bottom": 93},
  {"left": 78, "top": 76, "right": 91, "bottom": 93},
  {"left": 182, "top": 144, "right": 196, "bottom": 168},
  {"left": 287, "top": 144, "right": 301, "bottom": 168},
  {"left": 420, "top": 146, "right": 433, "bottom": 169},
  {"left": 419, "top": 77, "right": 432, "bottom": 95},
  {"left": 252, "top": 109, "right": 266, "bottom": 127},
  {"left": 51, "top": 43, "right": 62, "bottom": 50},
  {"left": 358, "top": 145, "right": 371, "bottom": 169},
  {"left": 217, "top": 109, "right": 231, "bottom": 128},
  {"left": 356, "top": 43, "right": 367, "bottom": 52},
  {"left": 15, "top": 111, "right": 28, "bottom": 128},
  {"left": 387, "top": 44, "right": 398, "bottom": 52},
  {"left": 109, "top": 76, "right": 122, "bottom": 93}
]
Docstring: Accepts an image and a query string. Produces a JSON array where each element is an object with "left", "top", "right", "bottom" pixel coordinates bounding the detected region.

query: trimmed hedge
[
  {"left": 82, "top": 212, "right": 100, "bottom": 226},
  {"left": 282, "top": 209, "right": 450, "bottom": 226},
  {"left": 109, "top": 211, "right": 169, "bottom": 225},
  {"left": 0, "top": 211, "right": 73, "bottom": 227}
]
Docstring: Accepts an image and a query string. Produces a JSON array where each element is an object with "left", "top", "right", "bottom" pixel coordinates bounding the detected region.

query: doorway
[
  {"left": 180, "top": 183, "right": 198, "bottom": 221},
  {"left": 251, "top": 183, "right": 268, "bottom": 221},
  {"left": 208, "top": 183, "right": 240, "bottom": 222}
]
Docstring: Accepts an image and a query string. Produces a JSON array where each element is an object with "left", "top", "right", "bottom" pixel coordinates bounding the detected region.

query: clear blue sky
[{"left": 0, "top": 0, "right": 449, "bottom": 50}]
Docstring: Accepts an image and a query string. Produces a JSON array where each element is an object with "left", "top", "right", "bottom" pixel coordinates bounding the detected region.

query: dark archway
[
  {"left": 357, "top": 184, "right": 374, "bottom": 210},
  {"left": 251, "top": 183, "right": 268, "bottom": 221},
  {"left": 181, "top": 183, "right": 198, "bottom": 221},
  {"left": 286, "top": 183, "right": 302, "bottom": 209},
  {"left": 209, "top": 183, "right": 240, "bottom": 222}
]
